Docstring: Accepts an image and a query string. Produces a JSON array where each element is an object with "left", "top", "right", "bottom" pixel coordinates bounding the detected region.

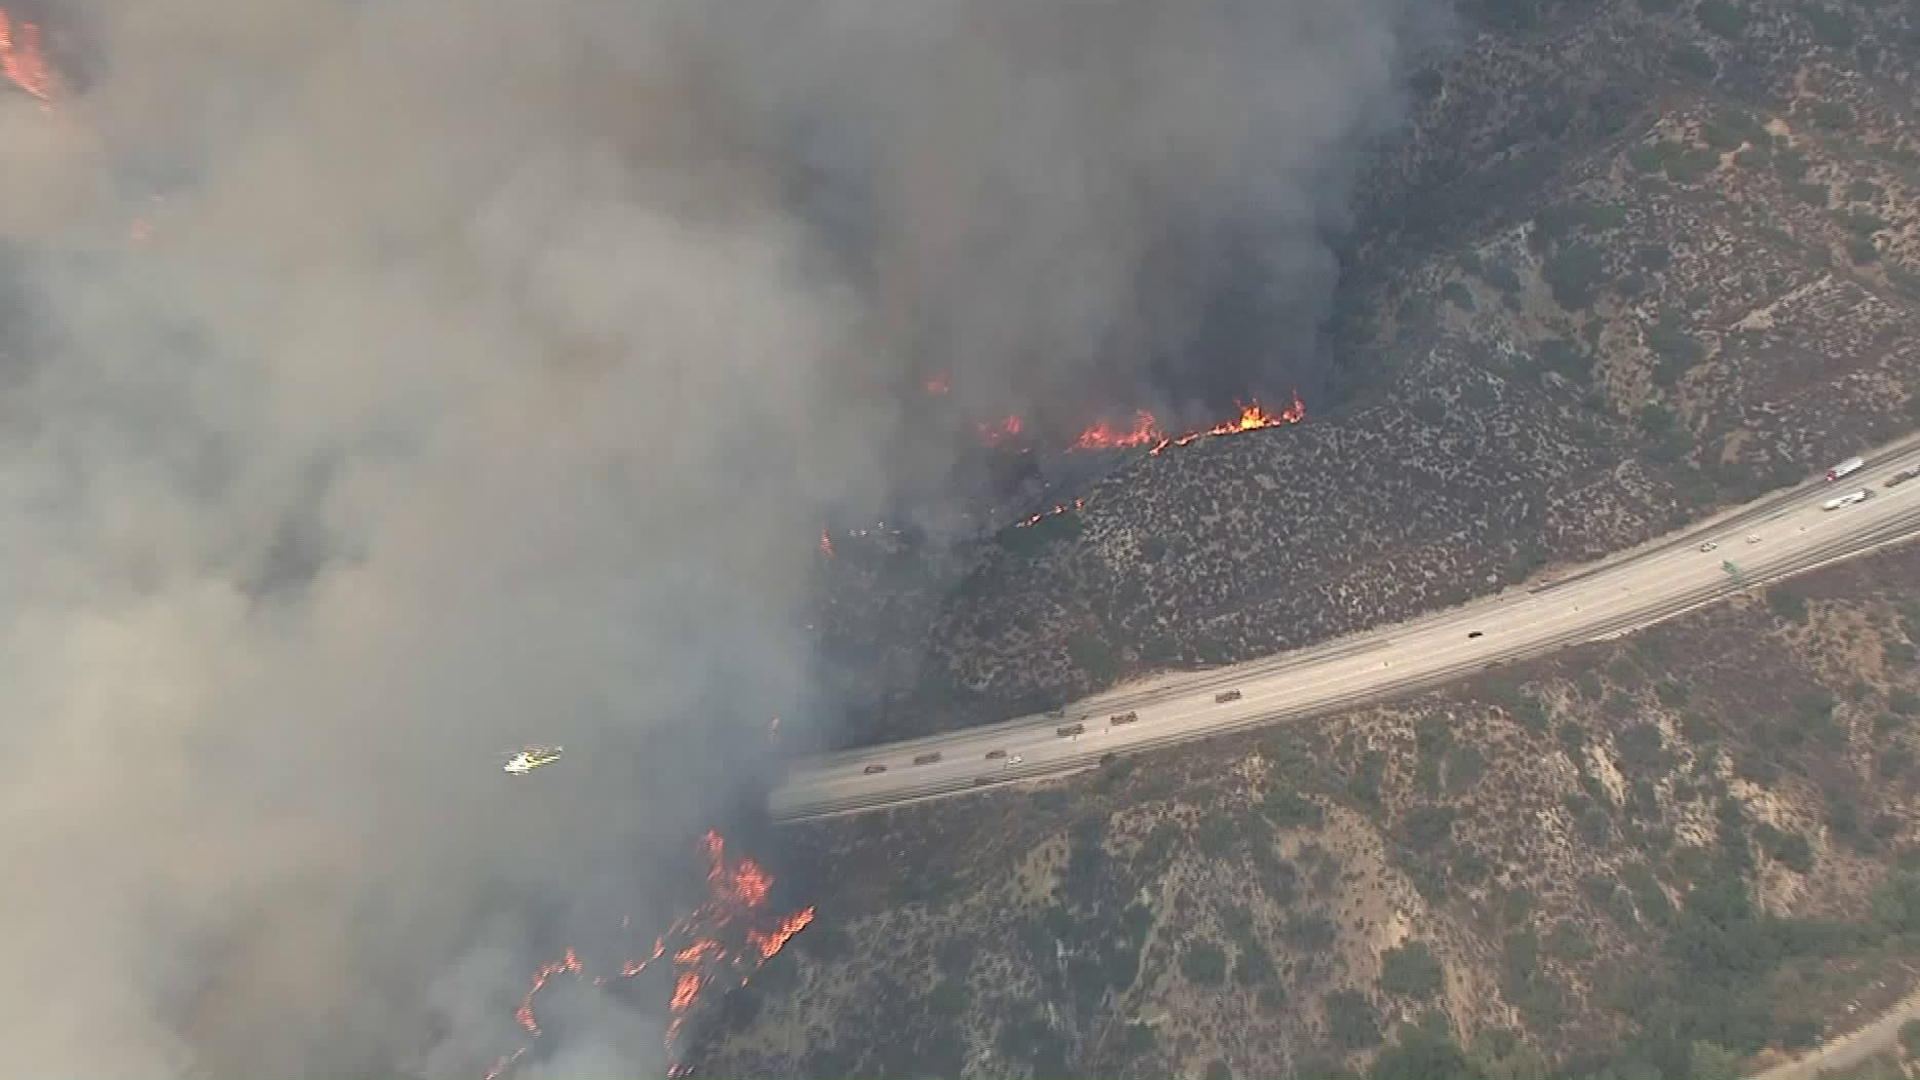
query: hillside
[
  {"left": 709, "top": 539, "right": 1920, "bottom": 1080},
  {"left": 810, "top": 0, "right": 1920, "bottom": 747}
]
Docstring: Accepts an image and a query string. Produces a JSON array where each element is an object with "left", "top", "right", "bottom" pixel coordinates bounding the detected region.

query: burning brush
[
  {"left": 488, "top": 830, "right": 814, "bottom": 1079},
  {"left": 0, "top": 6, "right": 51, "bottom": 104}
]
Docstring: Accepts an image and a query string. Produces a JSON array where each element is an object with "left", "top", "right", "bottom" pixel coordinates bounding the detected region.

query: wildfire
[
  {"left": 492, "top": 830, "right": 815, "bottom": 1079},
  {"left": 0, "top": 7, "right": 51, "bottom": 103},
  {"left": 818, "top": 529, "right": 834, "bottom": 559},
  {"left": 1148, "top": 391, "right": 1305, "bottom": 455},
  {"left": 976, "top": 414, "right": 1023, "bottom": 446},
  {"left": 924, "top": 373, "right": 950, "bottom": 396},
  {"left": 1014, "top": 498, "right": 1085, "bottom": 529},
  {"left": 972, "top": 390, "right": 1305, "bottom": 458},
  {"left": 1073, "top": 410, "right": 1162, "bottom": 450}
]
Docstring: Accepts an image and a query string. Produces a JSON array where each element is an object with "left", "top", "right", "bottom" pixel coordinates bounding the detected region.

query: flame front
[
  {"left": 492, "top": 830, "right": 814, "bottom": 1078},
  {"left": 974, "top": 391, "right": 1304, "bottom": 457},
  {"left": 976, "top": 414, "right": 1023, "bottom": 446},
  {"left": 1074, "top": 410, "right": 1162, "bottom": 450},
  {"left": 0, "top": 7, "right": 53, "bottom": 103}
]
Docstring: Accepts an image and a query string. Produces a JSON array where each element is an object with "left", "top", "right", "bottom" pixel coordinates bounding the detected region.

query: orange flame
[
  {"left": 819, "top": 529, "right": 834, "bottom": 558},
  {"left": 0, "top": 8, "right": 51, "bottom": 103},
  {"left": 1014, "top": 497, "right": 1085, "bottom": 529},
  {"left": 924, "top": 374, "right": 950, "bottom": 396},
  {"left": 746, "top": 907, "right": 816, "bottom": 961},
  {"left": 513, "top": 950, "right": 583, "bottom": 1037},
  {"left": 1150, "top": 390, "right": 1305, "bottom": 455},
  {"left": 493, "top": 830, "right": 812, "bottom": 1078},
  {"left": 976, "top": 415, "right": 1023, "bottom": 446},
  {"left": 1073, "top": 410, "right": 1162, "bottom": 450},
  {"left": 974, "top": 391, "right": 1304, "bottom": 456}
]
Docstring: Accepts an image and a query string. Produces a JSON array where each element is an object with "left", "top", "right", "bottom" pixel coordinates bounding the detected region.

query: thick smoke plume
[{"left": 0, "top": 0, "right": 1436, "bottom": 1074}]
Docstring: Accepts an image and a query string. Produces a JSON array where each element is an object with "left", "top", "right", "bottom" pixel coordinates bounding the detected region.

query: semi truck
[
  {"left": 1215, "top": 689, "right": 1243, "bottom": 703},
  {"left": 1887, "top": 465, "right": 1920, "bottom": 488},
  {"left": 1827, "top": 456, "right": 1865, "bottom": 482},
  {"left": 1822, "top": 489, "right": 1872, "bottom": 511}
]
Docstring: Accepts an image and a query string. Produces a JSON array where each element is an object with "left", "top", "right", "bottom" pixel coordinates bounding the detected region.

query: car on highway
[
  {"left": 984, "top": 749, "right": 1008, "bottom": 760},
  {"left": 1467, "top": 630, "right": 1484, "bottom": 639},
  {"left": 913, "top": 751, "right": 944, "bottom": 766},
  {"left": 1110, "top": 711, "right": 1140, "bottom": 726},
  {"left": 1004, "top": 754, "right": 1023, "bottom": 767},
  {"left": 1056, "top": 722, "right": 1086, "bottom": 737},
  {"left": 1214, "top": 689, "right": 1243, "bottom": 703},
  {"left": 1699, "top": 540, "right": 1718, "bottom": 552},
  {"left": 1822, "top": 489, "right": 1873, "bottom": 511},
  {"left": 1888, "top": 466, "right": 1920, "bottom": 488},
  {"left": 864, "top": 764, "right": 887, "bottom": 775},
  {"left": 1747, "top": 534, "right": 1762, "bottom": 544}
]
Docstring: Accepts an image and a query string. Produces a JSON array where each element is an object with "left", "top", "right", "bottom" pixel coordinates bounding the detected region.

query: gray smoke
[{"left": 0, "top": 0, "right": 1439, "bottom": 1075}]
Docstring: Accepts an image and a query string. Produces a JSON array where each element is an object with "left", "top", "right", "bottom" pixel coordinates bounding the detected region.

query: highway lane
[{"left": 771, "top": 440, "right": 1920, "bottom": 822}]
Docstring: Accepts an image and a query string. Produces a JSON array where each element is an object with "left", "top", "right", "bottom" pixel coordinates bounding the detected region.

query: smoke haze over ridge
[{"left": 0, "top": 0, "right": 1442, "bottom": 1074}]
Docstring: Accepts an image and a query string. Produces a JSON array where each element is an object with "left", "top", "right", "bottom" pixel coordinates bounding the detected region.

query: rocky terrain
[
  {"left": 809, "top": 0, "right": 1920, "bottom": 747},
  {"left": 710, "top": 538, "right": 1920, "bottom": 1080}
]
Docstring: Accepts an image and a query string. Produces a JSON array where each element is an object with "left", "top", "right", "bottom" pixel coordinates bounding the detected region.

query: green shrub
[
  {"left": 1669, "top": 44, "right": 1717, "bottom": 80},
  {"left": 1325, "top": 989, "right": 1384, "bottom": 1049},
  {"left": 1695, "top": 0, "right": 1746, "bottom": 37},
  {"left": 1616, "top": 723, "right": 1670, "bottom": 777},
  {"left": 1545, "top": 920, "right": 1595, "bottom": 962},
  {"left": 1380, "top": 940, "right": 1446, "bottom": 999},
  {"left": 1182, "top": 940, "right": 1228, "bottom": 986},
  {"left": 1809, "top": 102, "right": 1852, "bottom": 130},
  {"left": 1768, "top": 587, "right": 1809, "bottom": 624},
  {"left": 1802, "top": 4, "right": 1855, "bottom": 50},
  {"left": 1544, "top": 243, "right": 1607, "bottom": 310}
]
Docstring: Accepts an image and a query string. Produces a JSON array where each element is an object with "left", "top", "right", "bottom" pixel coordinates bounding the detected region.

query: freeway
[{"left": 770, "top": 438, "right": 1920, "bottom": 822}]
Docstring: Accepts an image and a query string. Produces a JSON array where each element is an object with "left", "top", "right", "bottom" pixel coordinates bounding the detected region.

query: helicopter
[{"left": 502, "top": 746, "right": 564, "bottom": 776}]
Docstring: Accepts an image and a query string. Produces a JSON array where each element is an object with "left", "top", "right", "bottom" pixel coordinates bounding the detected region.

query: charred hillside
[{"left": 813, "top": 0, "right": 1920, "bottom": 747}]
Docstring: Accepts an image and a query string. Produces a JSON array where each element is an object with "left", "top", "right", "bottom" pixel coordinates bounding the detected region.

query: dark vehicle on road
[
  {"left": 984, "top": 749, "right": 1008, "bottom": 759},
  {"left": 1888, "top": 466, "right": 1920, "bottom": 488},
  {"left": 1215, "top": 690, "right": 1242, "bottom": 703},
  {"left": 1056, "top": 722, "right": 1086, "bottom": 737},
  {"left": 1110, "top": 711, "right": 1140, "bottom": 726},
  {"left": 863, "top": 764, "right": 887, "bottom": 775},
  {"left": 913, "top": 751, "right": 943, "bottom": 766},
  {"left": 1468, "top": 630, "right": 1483, "bottom": 639}
]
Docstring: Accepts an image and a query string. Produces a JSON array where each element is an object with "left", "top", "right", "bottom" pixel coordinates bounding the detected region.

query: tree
[
  {"left": 1372, "top": 1022, "right": 1470, "bottom": 1080},
  {"left": 1326, "top": 989, "right": 1384, "bottom": 1050},
  {"left": 1380, "top": 941, "right": 1446, "bottom": 999},
  {"left": 1182, "top": 940, "right": 1228, "bottom": 987},
  {"left": 1690, "top": 1039, "right": 1743, "bottom": 1080},
  {"left": 1900, "top": 1018, "right": 1920, "bottom": 1058}
]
